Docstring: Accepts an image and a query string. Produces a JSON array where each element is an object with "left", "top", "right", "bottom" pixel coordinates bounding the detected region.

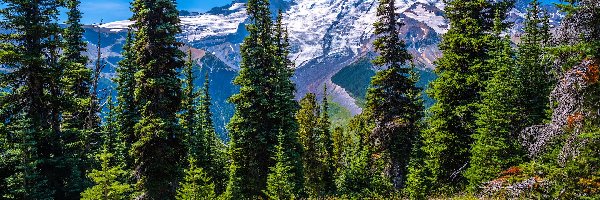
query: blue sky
[{"left": 80, "top": 0, "right": 233, "bottom": 24}]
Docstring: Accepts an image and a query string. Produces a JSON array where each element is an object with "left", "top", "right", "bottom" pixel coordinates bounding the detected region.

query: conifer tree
[
  {"left": 465, "top": 19, "right": 523, "bottom": 190},
  {"left": 516, "top": 0, "right": 554, "bottom": 128},
  {"left": 366, "top": 0, "right": 422, "bottom": 189},
  {"left": 130, "top": 0, "right": 185, "bottom": 198},
  {"left": 417, "top": 0, "right": 514, "bottom": 193},
  {"left": 319, "top": 85, "right": 336, "bottom": 194},
  {"left": 2, "top": 115, "right": 54, "bottom": 200},
  {"left": 297, "top": 93, "right": 325, "bottom": 197},
  {"left": 180, "top": 50, "right": 201, "bottom": 157},
  {"left": 0, "top": 0, "right": 68, "bottom": 197},
  {"left": 198, "top": 74, "right": 228, "bottom": 195},
  {"left": 80, "top": 151, "right": 132, "bottom": 200},
  {"left": 176, "top": 158, "right": 216, "bottom": 200},
  {"left": 115, "top": 30, "right": 138, "bottom": 169},
  {"left": 265, "top": 131, "right": 297, "bottom": 200},
  {"left": 61, "top": 0, "right": 92, "bottom": 130},
  {"left": 226, "top": 2, "right": 301, "bottom": 198}
]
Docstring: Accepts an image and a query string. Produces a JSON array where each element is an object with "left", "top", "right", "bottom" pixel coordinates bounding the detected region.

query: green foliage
[
  {"left": 130, "top": 0, "right": 186, "bottom": 198},
  {"left": 81, "top": 151, "right": 132, "bottom": 200},
  {"left": 225, "top": 4, "right": 301, "bottom": 198},
  {"left": 465, "top": 35, "right": 524, "bottom": 191},
  {"left": 418, "top": 0, "right": 515, "bottom": 194},
  {"left": 265, "top": 131, "right": 298, "bottom": 200},
  {"left": 176, "top": 158, "right": 216, "bottom": 200},
  {"left": 366, "top": 0, "right": 423, "bottom": 191},
  {"left": 516, "top": 0, "right": 554, "bottom": 128},
  {"left": 115, "top": 31, "right": 138, "bottom": 170},
  {"left": 331, "top": 57, "right": 376, "bottom": 102}
]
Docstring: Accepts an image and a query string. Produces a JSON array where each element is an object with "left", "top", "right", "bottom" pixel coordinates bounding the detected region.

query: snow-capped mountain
[{"left": 86, "top": 0, "right": 562, "bottom": 139}]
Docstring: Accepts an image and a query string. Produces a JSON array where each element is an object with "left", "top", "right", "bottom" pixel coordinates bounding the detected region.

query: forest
[{"left": 0, "top": 0, "right": 598, "bottom": 199}]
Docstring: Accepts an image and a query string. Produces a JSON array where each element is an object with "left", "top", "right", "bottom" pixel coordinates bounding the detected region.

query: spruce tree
[
  {"left": 0, "top": 0, "right": 67, "bottom": 197},
  {"left": 319, "top": 85, "right": 336, "bottom": 194},
  {"left": 297, "top": 93, "right": 325, "bottom": 197},
  {"left": 180, "top": 50, "right": 201, "bottom": 157},
  {"left": 226, "top": 2, "right": 301, "bottom": 198},
  {"left": 130, "top": 0, "right": 185, "bottom": 198},
  {"left": 417, "top": 0, "right": 514, "bottom": 193},
  {"left": 366, "top": 0, "right": 422, "bottom": 189},
  {"left": 176, "top": 158, "right": 216, "bottom": 200},
  {"left": 198, "top": 74, "right": 228, "bottom": 195},
  {"left": 465, "top": 19, "right": 523, "bottom": 190},
  {"left": 80, "top": 151, "right": 132, "bottom": 200},
  {"left": 516, "top": 0, "right": 554, "bottom": 128},
  {"left": 265, "top": 131, "right": 297, "bottom": 200},
  {"left": 115, "top": 30, "right": 138, "bottom": 169}
]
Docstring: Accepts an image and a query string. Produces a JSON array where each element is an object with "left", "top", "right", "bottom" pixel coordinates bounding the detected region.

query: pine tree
[
  {"left": 265, "top": 131, "right": 297, "bottom": 200},
  {"left": 130, "top": 0, "right": 185, "bottom": 198},
  {"left": 225, "top": 3, "right": 301, "bottom": 198},
  {"left": 319, "top": 85, "right": 336, "bottom": 194},
  {"left": 0, "top": 0, "right": 69, "bottom": 197},
  {"left": 81, "top": 96, "right": 132, "bottom": 200},
  {"left": 80, "top": 151, "right": 132, "bottom": 200},
  {"left": 417, "top": 0, "right": 514, "bottom": 193},
  {"left": 516, "top": 0, "right": 554, "bottom": 128},
  {"left": 198, "top": 74, "right": 228, "bottom": 195},
  {"left": 60, "top": 1, "right": 94, "bottom": 196},
  {"left": 180, "top": 49, "right": 201, "bottom": 157},
  {"left": 2, "top": 115, "right": 54, "bottom": 200},
  {"left": 366, "top": 0, "right": 422, "bottom": 189},
  {"left": 176, "top": 158, "right": 216, "bottom": 200},
  {"left": 115, "top": 30, "right": 138, "bottom": 170},
  {"left": 465, "top": 18, "right": 523, "bottom": 190},
  {"left": 297, "top": 93, "right": 325, "bottom": 197}
]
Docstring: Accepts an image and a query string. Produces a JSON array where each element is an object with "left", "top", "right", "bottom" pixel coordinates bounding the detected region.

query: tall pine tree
[
  {"left": 115, "top": 30, "right": 138, "bottom": 170},
  {"left": 516, "top": 0, "right": 554, "bottom": 128},
  {"left": 225, "top": 3, "right": 301, "bottom": 198},
  {"left": 416, "top": 0, "right": 514, "bottom": 193},
  {"left": 366, "top": 0, "right": 423, "bottom": 189},
  {"left": 130, "top": 0, "right": 185, "bottom": 198},
  {"left": 465, "top": 15, "right": 524, "bottom": 190}
]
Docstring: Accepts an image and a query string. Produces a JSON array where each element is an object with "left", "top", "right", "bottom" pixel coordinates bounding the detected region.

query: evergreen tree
[
  {"left": 2, "top": 115, "right": 54, "bottom": 200},
  {"left": 80, "top": 151, "right": 132, "bottom": 200},
  {"left": 225, "top": 3, "right": 301, "bottom": 198},
  {"left": 115, "top": 30, "right": 138, "bottom": 169},
  {"left": 180, "top": 50, "right": 201, "bottom": 157},
  {"left": 176, "top": 158, "right": 216, "bottom": 200},
  {"left": 0, "top": 0, "right": 68, "bottom": 197},
  {"left": 60, "top": 0, "right": 94, "bottom": 197},
  {"left": 265, "top": 131, "right": 297, "bottom": 200},
  {"left": 366, "top": 0, "right": 422, "bottom": 189},
  {"left": 465, "top": 20, "right": 523, "bottom": 190},
  {"left": 516, "top": 0, "right": 554, "bottom": 128},
  {"left": 198, "top": 74, "right": 228, "bottom": 195},
  {"left": 297, "top": 93, "right": 325, "bottom": 197},
  {"left": 130, "top": 0, "right": 185, "bottom": 198},
  {"left": 319, "top": 85, "right": 336, "bottom": 194},
  {"left": 417, "top": 0, "right": 514, "bottom": 193}
]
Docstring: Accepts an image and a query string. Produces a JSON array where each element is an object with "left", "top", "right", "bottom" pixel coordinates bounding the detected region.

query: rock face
[{"left": 520, "top": 60, "right": 595, "bottom": 162}]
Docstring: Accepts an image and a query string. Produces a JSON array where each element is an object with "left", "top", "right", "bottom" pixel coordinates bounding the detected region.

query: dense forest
[{"left": 0, "top": 0, "right": 598, "bottom": 199}]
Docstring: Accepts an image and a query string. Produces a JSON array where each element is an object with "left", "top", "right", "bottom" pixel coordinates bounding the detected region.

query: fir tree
[
  {"left": 176, "top": 158, "right": 216, "bottom": 200},
  {"left": 115, "top": 30, "right": 138, "bottom": 170},
  {"left": 130, "top": 0, "right": 185, "bottom": 198},
  {"left": 0, "top": 0, "right": 68, "bottom": 197},
  {"left": 80, "top": 151, "right": 132, "bottom": 200},
  {"left": 319, "top": 85, "right": 336, "bottom": 194},
  {"left": 516, "top": 0, "right": 554, "bottom": 128},
  {"left": 417, "top": 0, "right": 514, "bottom": 193},
  {"left": 297, "top": 93, "right": 325, "bottom": 197},
  {"left": 2, "top": 115, "right": 54, "bottom": 200},
  {"left": 225, "top": 2, "right": 301, "bottom": 198},
  {"left": 198, "top": 74, "right": 228, "bottom": 195},
  {"left": 366, "top": 0, "right": 422, "bottom": 189},
  {"left": 264, "top": 131, "right": 297, "bottom": 200},
  {"left": 180, "top": 49, "right": 201, "bottom": 157},
  {"left": 465, "top": 20, "right": 523, "bottom": 190}
]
